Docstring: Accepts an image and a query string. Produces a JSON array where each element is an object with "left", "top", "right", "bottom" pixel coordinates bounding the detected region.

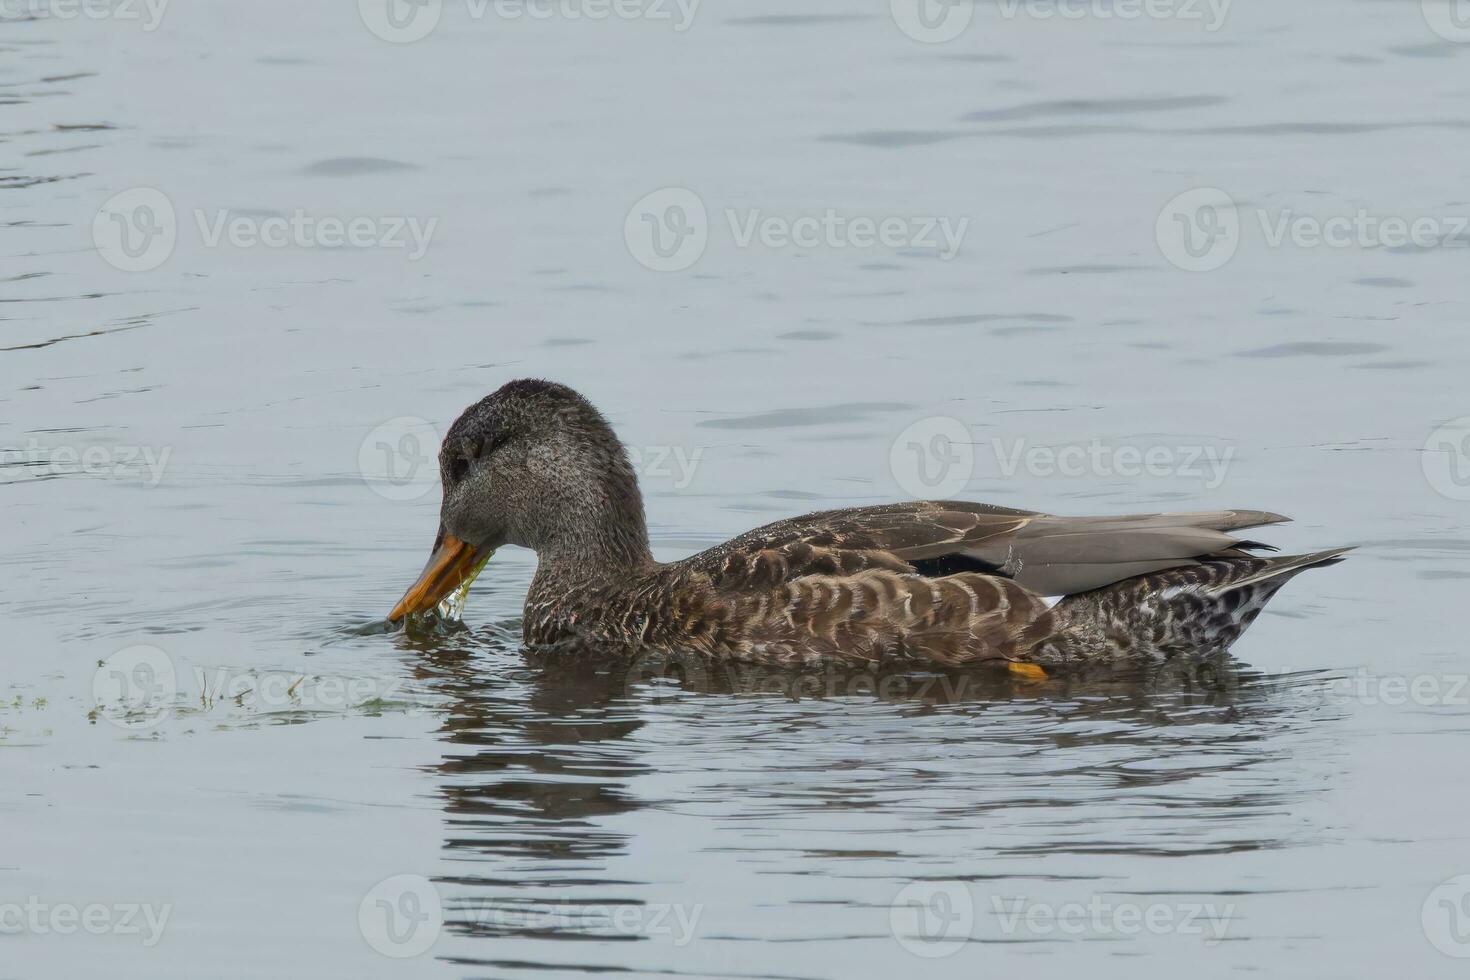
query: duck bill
[{"left": 389, "top": 529, "right": 489, "bottom": 622}]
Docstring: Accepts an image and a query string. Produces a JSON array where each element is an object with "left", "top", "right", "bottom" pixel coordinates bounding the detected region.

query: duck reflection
[
  {"left": 404, "top": 624, "right": 648, "bottom": 848},
  {"left": 520, "top": 640, "right": 1327, "bottom": 723},
  {"left": 399, "top": 624, "right": 1335, "bottom": 947}
]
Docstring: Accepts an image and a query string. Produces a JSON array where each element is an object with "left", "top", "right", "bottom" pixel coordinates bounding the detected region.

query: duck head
[{"left": 389, "top": 379, "right": 651, "bottom": 622}]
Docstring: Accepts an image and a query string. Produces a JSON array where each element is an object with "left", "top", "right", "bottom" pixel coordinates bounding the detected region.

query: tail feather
[
  {"left": 1035, "top": 545, "right": 1351, "bottom": 662},
  {"left": 1204, "top": 547, "right": 1354, "bottom": 596}
]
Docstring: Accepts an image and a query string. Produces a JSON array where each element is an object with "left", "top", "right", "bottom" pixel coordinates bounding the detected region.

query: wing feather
[
  {"left": 676, "top": 501, "right": 1290, "bottom": 664},
  {"left": 689, "top": 502, "right": 1289, "bottom": 597}
]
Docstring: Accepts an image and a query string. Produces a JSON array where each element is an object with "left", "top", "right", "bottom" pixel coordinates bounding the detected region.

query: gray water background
[{"left": 3, "top": 1, "right": 1469, "bottom": 977}]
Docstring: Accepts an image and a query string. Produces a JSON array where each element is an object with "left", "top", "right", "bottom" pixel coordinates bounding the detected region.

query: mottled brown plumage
[{"left": 390, "top": 380, "right": 1350, "bottom": 668}]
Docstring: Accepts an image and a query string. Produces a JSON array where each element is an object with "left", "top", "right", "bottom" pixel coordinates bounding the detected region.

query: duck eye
[{"left": 449, "top": 455, "right": 471, "bottom": 484}]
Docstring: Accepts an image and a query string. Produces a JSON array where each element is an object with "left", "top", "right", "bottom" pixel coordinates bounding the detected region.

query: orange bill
[{"left": 389, "top": 530, "right": 487, "bottom": 622}]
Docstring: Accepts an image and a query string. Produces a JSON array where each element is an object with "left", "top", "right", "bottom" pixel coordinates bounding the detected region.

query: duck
[{"left": 389, "top": 379, "right": 1350, "bottom": 672}]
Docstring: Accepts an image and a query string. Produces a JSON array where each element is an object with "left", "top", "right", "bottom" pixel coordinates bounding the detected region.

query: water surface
[{"left": 3, "top": 2, "right": 1468, "bottom": 977}]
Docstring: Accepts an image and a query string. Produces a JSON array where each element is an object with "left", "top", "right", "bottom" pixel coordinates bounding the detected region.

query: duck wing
[{"left": 688, "top": 501, "right": 1289, "bottom": 597}]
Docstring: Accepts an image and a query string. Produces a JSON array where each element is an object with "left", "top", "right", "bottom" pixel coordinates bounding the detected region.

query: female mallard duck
[{"left": 389, "top": 380, "right": 1349, "bottom": 670}]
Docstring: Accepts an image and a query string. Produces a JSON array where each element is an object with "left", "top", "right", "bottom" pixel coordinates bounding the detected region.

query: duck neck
[
  {"left": 535, "top": 516, "right": 653, "bottom": 582},
  {"left": 526, "top": 481, "right": 654, "bottom": 586}
]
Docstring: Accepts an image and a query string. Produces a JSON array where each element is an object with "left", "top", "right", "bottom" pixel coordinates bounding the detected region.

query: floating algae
[{"left": 432, "top": 549, "right": 492, "bottom": 623}]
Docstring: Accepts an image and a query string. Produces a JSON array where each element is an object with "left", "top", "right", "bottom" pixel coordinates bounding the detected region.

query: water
[{"left": 4, "top": 2, "right": 1469, "bottom": 977}]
